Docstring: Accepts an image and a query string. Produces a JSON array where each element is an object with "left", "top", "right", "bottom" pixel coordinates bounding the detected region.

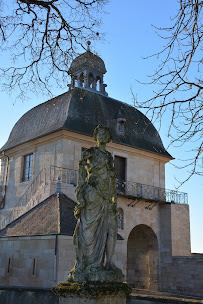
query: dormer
[
  {"left": 116, "top": 109, "right": 126, "bottom": 136},
  {"left": 68, "top": 41, "right": 108, "bottom": 96}
]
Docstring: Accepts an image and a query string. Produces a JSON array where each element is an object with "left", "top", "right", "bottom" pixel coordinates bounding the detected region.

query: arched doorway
[{"left": 127, "top": 224, "right": 159, "bottom": 290}]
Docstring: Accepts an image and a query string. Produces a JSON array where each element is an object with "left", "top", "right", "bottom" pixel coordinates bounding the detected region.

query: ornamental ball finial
[{"left": 86, "top": 41, "right": 91, "bottom": 51}]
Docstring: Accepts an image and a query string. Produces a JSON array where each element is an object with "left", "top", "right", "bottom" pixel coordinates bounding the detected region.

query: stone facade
[
  {"left": 161, "top": 256, "right": 203, "bottom": 297},
  {"left": 0, "top": 131, "right": 168, "bottom": 233},
  {"left": 0, "top": 130, "right": 168, "bottom": 225},
  {"left": 0, "top": 125, "right": 202, "bottom": 298},
  {"left": 0, "top": 126, "right": 202, "bottom": 297}
]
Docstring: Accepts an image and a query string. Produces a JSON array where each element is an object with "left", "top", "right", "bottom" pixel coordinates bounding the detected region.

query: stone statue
[{"left": 68, "top": 125, "right": 124, "bottom": 283}]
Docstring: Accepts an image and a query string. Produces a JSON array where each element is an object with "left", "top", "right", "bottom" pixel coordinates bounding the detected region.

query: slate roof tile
[
  {"left": 0, "top": 193, "right": 77, "bottom": 237},
  {"left": 0, "top": 88, "right": 172, "bottom": 158}
]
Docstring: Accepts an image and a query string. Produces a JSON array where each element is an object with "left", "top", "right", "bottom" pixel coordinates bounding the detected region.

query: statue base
[
  {"left": 58, "top": 294, "right": 126, "bottom": 304},
  {"left": 52, "top": 281, "right": 131, "bottom": 304},
  {"left": 67, "top": 265, "right": 124, "bottom": 283}
]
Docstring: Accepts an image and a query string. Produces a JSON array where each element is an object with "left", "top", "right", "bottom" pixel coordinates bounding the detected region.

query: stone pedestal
[
  {"left": 52, "top": 281, "right": 131, "bottom": 304},
  {"left": 59, "top": 294, "right": 126, "bottom": 304}
]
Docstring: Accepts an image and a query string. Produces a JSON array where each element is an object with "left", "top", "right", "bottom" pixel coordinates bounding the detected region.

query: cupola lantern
[{"left": 68, "top": 41, "right": 108, "bottom": 96}]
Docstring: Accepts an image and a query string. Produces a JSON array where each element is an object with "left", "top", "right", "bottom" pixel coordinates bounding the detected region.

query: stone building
[{"left": 0, "top": 46, "right": 202, "bottom": 297}]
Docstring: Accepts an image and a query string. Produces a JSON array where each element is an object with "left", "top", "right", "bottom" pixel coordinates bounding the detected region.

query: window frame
[
  {"left": 22, "top": 153, "right": 33, "bottom": 182},
  {"left": 114, "top": 155, "right": 127, "bottom": 194}
]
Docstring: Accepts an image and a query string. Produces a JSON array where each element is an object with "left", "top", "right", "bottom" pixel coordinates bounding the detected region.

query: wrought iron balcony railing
[
  {"left": 116, "top": 180, "right": 188, "bottom": 204},
  {"left": 50, "top": 166, "right": 188, "bottom": 205},
  {"left": 50, "top": 165, "right": 78, "bottom": 186}
]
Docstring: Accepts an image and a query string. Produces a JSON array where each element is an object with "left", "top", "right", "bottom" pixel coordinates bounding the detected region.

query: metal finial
[
  {"left": 56, "top": 176, "right": 62, "bottom": 194},
  {"left": 86, "top": 41, "right": 91, "bottom": 52}
]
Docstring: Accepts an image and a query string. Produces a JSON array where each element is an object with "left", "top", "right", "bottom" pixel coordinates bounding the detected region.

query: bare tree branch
[
  {"left": 134, "top": 0, "right": 203, "bottom": 185},
  {"left": 0, "top": 0, "right": 108, "bottom": 98}
]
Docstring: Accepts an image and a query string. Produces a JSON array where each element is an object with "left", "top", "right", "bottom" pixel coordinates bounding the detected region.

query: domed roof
[
  {"left": 0, "top": 88, "right": 172, "bottom": 159},
  {"left": 68, "top": 51, "right": 106, "bottom": 75}
]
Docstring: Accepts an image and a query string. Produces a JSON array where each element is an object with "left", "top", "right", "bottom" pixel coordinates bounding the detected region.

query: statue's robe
[{"left": 73, "top": 147, "right": 117, "bottom": 271}]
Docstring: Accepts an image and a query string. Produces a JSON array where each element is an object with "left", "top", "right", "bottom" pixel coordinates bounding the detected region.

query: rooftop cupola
[{"left": 68, "top": 41, "right": 108, "bottom": 96}]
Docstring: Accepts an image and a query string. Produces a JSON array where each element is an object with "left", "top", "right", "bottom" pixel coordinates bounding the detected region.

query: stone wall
[
  {"left": 0, "top": 235, "right": 75, "bottom": 288},
  {"left": 0, "top": 236, "right": 56, "bottom": 288},
  {"left": 111, "top": 149, "right": 165, "bottom": 188},
  {"left": 161, "top": 256, "right": 203, "bottom": 297},
  {"left": 1, "top": 287, "right": 202, "bottom": 304},
  {"left": 56, "top": 235, "right": 75, "bottom": 284},
  {"left": 0, "top": 287, "right": 58, "bottom": 304},
  {"left": 171, "top": 204, "right": 191, "bottom": 256}
]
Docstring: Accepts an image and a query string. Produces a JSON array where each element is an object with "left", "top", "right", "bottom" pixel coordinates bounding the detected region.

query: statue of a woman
[{"left": 68, "top": 125, "right": 123, "bottom": 282}]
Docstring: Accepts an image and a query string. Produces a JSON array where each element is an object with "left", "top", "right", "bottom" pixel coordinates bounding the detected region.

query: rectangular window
[
  {"left": 22, "top": 154, "right": 33, "bottom": 182},
  {"left": 114, "top": 156, "right": 126, "bottom": 193}
]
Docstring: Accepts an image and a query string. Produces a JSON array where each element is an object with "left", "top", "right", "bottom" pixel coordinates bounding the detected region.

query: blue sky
[{"left": 0, "top": 0, "right": 202, "bottom": 252}]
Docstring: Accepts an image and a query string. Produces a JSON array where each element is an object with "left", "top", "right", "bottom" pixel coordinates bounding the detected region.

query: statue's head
[{"left": 93, "top": 125, "right": 111, "bottom": 144}]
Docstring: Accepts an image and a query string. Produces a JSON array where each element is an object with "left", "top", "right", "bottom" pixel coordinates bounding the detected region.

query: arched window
[
  {"left": 117, "top": 208, "right": 124, "bottom": 230},
  {"left": 72, "top": 76, "right": 77, "bottom": 88},
  {"left": 88, "top": 73, "right": 94, "bottom": 89},
  {"left": 79, "top": 73, "right": 85, "bottom": 88},
  {"left": 96, "top": 76, "right": 101, "bottom": 91}
]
